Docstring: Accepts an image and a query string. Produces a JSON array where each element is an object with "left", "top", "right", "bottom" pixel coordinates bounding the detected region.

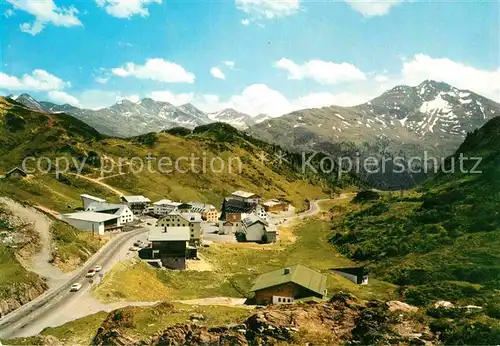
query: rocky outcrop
[
  {"left": 92, "top": 293, "right": 437, "bottom": 346},
  {"left": 0, "top": 280, "right": 48, "bottom": 317}
]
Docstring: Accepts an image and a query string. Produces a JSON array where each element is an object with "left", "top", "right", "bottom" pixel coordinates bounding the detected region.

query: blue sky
[{"left": 1, "top": 0, "right": 499, "bottom": 115}]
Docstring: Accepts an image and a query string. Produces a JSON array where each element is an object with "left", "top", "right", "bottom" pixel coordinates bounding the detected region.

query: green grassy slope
[
  {"left": 0, "top": 97, "right": 355, "bottom": 212},
  {"left": 330, "top": 117, "right": 500, "bottom": 307}
]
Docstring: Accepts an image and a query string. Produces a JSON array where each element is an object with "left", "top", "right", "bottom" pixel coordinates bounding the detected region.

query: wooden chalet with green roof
[{"left": 250, "top": 264, "right": 328, "bottom": 305}]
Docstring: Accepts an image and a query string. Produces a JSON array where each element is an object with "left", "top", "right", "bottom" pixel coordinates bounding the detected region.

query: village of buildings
[{"left": 33, "top": 181, "right": 366, "bottom": 306}]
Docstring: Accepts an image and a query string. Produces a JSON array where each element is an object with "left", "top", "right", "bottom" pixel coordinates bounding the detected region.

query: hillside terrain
[
  {"left": 248, "top": 80, "right": 500, "bottom": 189},
  {"left": 0, "top": 96, "right": 355, "bottom": 213},
  {"left": 329, "top": 117, "right": 500, "bottom": 316}
]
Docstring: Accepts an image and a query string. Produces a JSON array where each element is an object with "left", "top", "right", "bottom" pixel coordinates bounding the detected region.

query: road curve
[{"left": 0, "top": 227, "right": 148, "bottom": 339}]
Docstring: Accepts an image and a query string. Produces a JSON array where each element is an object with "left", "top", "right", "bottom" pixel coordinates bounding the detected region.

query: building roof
[
  {"left": 63, "top": 211, "right": 119, "bottom": 222},
  {"left": 87, "top": 203, "right": 130, "bottom": 215},
  {"left": 219, "top": 198, "right": 258, "bottom": 221},
  {"left": 122, "top": 195, "right": 151, "bottom": 203},
  {"left": 180, "top": 212, "right": 202, "bottom": 223},
  {"left": 153, "top": 199, "right": 182, "bottom": 206},
  {"left": 6, "top": 167, "right": 27, "bottom": 177},
  {"left": 231, "top": 190, "right": 259, "bottom": 199},
  {"left": 189, "top": 202, "right": 216, "bottom": 213},
  {"left": 251, "top": 264, "right": 327, "bottom": 297},
  {"left": 148, "top": 226, "right": 190, "bottom": 242},
  {"left": 242, "top": 214, "right": 268, "bottom": 228},
  {"left": 332, "top": 267, "right": 369, "bottom": 277},
  {"left": 80, "top": 194, "right": 106, "bottom": 202},
  {"left": 263, "top": 199, "right": 288, "bottom": 207},
  {"left": 265, "top": 225, "right": 278, "bottom": 234}
]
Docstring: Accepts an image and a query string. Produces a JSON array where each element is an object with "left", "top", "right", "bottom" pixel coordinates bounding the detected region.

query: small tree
[
  {"left": 261, "top": 233, "right": 268, "bottom": 244},
  {"left": 235, "top": 232, "right": 246, "bottom": 242}
]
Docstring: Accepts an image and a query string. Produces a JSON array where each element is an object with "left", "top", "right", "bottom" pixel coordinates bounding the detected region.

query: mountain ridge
[{"left": 8, "top": 94, "right": 260, "bottom": 137}]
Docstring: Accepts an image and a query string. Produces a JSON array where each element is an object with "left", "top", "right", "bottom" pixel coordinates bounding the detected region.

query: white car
[
  {"left": 85, "top": 269, "right": 96, "bottom": 277},
  {"left": 70, "top": 282, "right": 82, "bottom": 291},
  {"left": 93, "top": 265, "right": 102, "bottom": 272}
]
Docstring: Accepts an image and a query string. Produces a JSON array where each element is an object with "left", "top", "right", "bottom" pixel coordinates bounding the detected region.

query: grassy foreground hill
[
  {"left": 0, "top": 97, "right": 354, "bottom": 212},
  {"left": 330, "top": 117, "right": 500, "bottom": 341}
]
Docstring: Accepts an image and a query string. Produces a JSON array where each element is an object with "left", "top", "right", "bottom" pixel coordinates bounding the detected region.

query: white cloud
[
  {"left": 0, "top": 69, "right": 69, "bottom": 91},
  {"left": 6, "top": 0, "right": 82, "bottom": 35},
  {"left": 235, "top": 0, "right": 300, "bottom": 20},
  {"left": 4, "top": 8, "right": 15, "bottom": 18},
  {"left": 344, "top": 0, "right": 402, "bottom": 17},
  {"left": 47, "top": 90, "right": 80, "bottom": 106},
  {"left": 241, "top": 18, "right": 250, "bottom": 25},
  {"left": 223, "top": 61, "right": 235, "bottom": 69},
  {"left": 148, "top": 90, "right": 195, "bottom": 105},
  {"left": 124, "top": 94, "right": 140, "bottom": 103},
  {"left": 374, "top": 74, "right": 389, "bottom": 83},
  {"left": 95, "top": 0, "right": 162, "bottom": 18},
  {"left": 275, "top": 58, "right": 366, "bottom": 85},
  {"left": 397, "top": 54, "right": 500, "bottom": 101},
  {"left": 210, "top": 67, "right": 226, "bottom": 80},
  {"left": 78, "top": 89, "right": 141, "bottom": 109},
  {"left": 111, "top": 58, "right": 195, "bottom": 83},
  {"left": 95, "top": 77, "right": 109, "bottom": 84}
]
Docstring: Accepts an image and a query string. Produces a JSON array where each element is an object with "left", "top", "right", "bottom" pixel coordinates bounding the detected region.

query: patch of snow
[
  {"left": 477, "top": 100, "right": 486, "bottom": 119},
  {"left": 459, "top": 98, "right": 473, "bottom": 105},
  {"left": 334, "top": 113, "right": 345, "bottom": 120},
  {"left": 298, "top": 116, "right": 303, "bottom": 121},
  {"left": 459, "top": 91, "right": 470, "bottom": 98},
  {"left": 317, "top": 123, "right": 323, "bottom": 128},
  {"left": 419, "top": 93, "right": 452, "bottom": 114}
]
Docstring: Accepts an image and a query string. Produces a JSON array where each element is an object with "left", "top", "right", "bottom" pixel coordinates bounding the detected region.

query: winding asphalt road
[
  {"left": 0, "top": 195, "right": 351, "bottom": 340},
  {"left": 0, "top": 227, "right": 149, "bottom": 340}
]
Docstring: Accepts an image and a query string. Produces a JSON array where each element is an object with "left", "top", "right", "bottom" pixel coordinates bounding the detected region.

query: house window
[{"left": 278, "top": 298, "right": 281, "bottom": 302}]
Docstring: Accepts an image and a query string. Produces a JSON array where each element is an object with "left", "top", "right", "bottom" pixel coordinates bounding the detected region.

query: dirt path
[
  {"left": 274, "top": 195, "right": 351, "bottom": 244},
  {"left": 97, "top": 172, "right": 128, "bottom": 181},
  {"left": 65, "top": 173, "right": 124, "bottom": 196},
  {"left": 0, "top": 197, "right": 70, "bottom": 287},
  {"left": 173, "top": 297, "right": 251, "bottom": 307},
  {"left": 35, "top": 205, "right": 61, "bottom": 219}
]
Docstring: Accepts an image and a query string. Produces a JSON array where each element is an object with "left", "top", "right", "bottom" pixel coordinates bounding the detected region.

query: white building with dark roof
[
  {"left": 120, "top": 195, "right": 151, "bottom": 215},
  {"left": 152, "top": 199, "right": 183, "bottom": 216},
  {"left": 240, "top": 214, "right": 278, "bottom": 243},
  {"left": 156, "top": 211, "right": 203, "bottom": 246},
  {"left": 62, "top": 211, "right": 120, "bottom": 235},
  {"left": 86, "top": 203, "right": 134, "bottom": 226}
]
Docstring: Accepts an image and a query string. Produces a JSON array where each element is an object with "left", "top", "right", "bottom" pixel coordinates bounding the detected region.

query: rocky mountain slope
[
  {"left": 249, "top": 80, "right": 500, "bottom": 155},
  {"left": 248, "top": 81, "right": 500, "bottom": 189},
  {"left": 8, "top": 94, "right": 259, "bottom": 137}
]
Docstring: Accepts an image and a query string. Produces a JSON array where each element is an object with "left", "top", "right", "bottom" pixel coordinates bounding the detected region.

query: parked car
[
  {"left": 93, "top": 265, "right": 102, "bottom": 272},
  {"left": 86, "top": 269, "right": 96, "bottom": 277},
  {"left": 70, "top": 282, "right": 82, "bottom": 291}
]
